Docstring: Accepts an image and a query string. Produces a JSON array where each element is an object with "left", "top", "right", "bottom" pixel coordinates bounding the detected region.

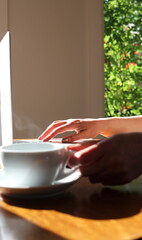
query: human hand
[
  {"left": 38, "top": 119, "right": 104, "bottom": 142},
  {"left": 68, "top": 133, "right": 142, "bottom": 186},
  {"left": 38, "top": 116, "right": 142, "bottom": 142}
]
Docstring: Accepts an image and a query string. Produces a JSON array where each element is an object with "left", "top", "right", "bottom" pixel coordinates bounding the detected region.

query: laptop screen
[{"left": 0, "top": 32, "right": 13, "bottom": 146}]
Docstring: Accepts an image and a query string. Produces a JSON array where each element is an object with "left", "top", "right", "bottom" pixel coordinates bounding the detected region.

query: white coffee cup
[{"left": 0, "top": 142, "right": 79, "bottom": 187}]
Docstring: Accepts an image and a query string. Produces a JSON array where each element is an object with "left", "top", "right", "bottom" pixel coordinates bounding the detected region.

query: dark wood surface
[{"left": 1, "top": 176, "right": 142, "bottom": 240}]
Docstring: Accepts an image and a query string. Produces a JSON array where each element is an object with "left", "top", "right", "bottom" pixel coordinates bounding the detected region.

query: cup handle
[{"left": 55, "top": 150, "right": 81, "bottom": 182}]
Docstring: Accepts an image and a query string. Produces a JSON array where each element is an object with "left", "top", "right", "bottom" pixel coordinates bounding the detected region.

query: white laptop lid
[{"left": 0, "top": 32, "right": 13, "bottom": 146}]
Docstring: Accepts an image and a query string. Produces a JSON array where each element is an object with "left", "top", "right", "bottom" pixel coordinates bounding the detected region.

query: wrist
[{"left": 97, "top": 117, "right": 126, "bottom": 137}]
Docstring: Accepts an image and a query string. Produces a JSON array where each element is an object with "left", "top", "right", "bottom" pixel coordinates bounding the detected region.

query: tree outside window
[{"left": 104, "top": 0, "right": 142, "bottom": 117}]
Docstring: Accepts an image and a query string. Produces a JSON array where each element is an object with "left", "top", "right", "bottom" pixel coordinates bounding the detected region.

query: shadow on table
[{"left": 2, "top": 186, "right": 142, "bottom": 220}]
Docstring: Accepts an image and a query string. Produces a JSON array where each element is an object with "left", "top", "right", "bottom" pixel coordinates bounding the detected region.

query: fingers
[
  {"left": 75, "top": 136, "right": 136, "bottom": 186},
  {"left": 38, "top": 120, "right": 66, "bottom": 140},
  {"left": 39, "top": 119, "right": 85, "bottom": 141},
  {"left": 62, "top": 132, "right": 89, "bottom": 143},
  {"left": 78, "top": 141, "right": 116, "bottom": 183},
  {"left": 68, "top": 140, "right": 126, "bottom": 185},
  {"left": 69, "top": 144, "right": 102, "bottom": 167},
  {"left": 80, "top": 154, "right": 106, "bottom": 177},
  {"left": 80, "top": 157, "right": 127, "bottom": 186},
  {"left": 67, "top": 139, "right": 100, "bottom": 151}
]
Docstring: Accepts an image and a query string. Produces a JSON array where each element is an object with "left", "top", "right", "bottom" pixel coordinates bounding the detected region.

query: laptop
[{"left": 0, "top": 32, "right": 13, "bottom": 146}]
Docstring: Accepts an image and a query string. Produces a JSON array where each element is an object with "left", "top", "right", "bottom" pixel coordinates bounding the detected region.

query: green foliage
[{"left": 104, "top": 0, "right": 142, "bottom": 117}]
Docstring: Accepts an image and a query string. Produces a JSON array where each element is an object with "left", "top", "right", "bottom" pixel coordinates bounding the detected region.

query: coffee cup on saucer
[{"left": 0, "top": 142, "right": 80, "bottom": 187}]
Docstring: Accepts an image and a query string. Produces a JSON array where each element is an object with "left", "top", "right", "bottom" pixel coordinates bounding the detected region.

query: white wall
[{"left": 0, "top": 0, "right": 104, "bottom": 139}]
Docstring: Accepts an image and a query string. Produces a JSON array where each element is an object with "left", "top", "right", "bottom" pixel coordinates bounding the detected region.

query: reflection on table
[{"left": 1, "top": 175, "right": 142, "bottom": 240}]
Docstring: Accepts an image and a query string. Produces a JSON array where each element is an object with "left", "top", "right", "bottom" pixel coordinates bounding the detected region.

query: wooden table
[{"left": 1, "top": 175, "right": 142, "bottom": 240}]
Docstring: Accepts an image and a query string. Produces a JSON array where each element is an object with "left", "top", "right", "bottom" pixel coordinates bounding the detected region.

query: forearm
[{"left": 98, "top": 115, "right": 142, "bottom": 137}]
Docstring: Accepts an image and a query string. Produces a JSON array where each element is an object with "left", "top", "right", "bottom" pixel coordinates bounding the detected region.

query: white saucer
[{"left": 0, "top": 169, "right": 81, "bottom": 199}]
